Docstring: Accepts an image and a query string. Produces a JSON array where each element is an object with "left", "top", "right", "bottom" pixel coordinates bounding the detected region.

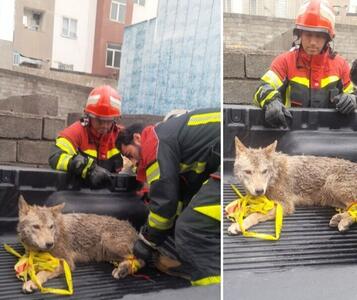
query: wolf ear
[
  {"left": 235, "top": 137, "right": 247, "bottom": 155},
  {"left": 18, "top": 195, "right": 30, "bottom": 216},
  {"left": 51, "top": 203, "right": 65, "bottom": 215},
  {"left": 264, "top": 140, "right": 277, "bottom": 155}
]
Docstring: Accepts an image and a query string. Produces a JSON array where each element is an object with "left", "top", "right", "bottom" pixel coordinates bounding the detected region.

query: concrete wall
[
  {"left": 13, "top": 0, "right": 55, "bottom": 66},
  {"left": 52, "top": 0, "right": 97, "bottom": 73},
  {"left": 119, "top": 0, "right": 221, "bottom": 115},
  {"left": 224, "top": 13, "right": 357, "bottom": 61},
  {"left": 0, "top": 68, "right": 91, "bottom": 117},
  {"left": 224, "top": 51, "right": 275, "bottom": 104}
]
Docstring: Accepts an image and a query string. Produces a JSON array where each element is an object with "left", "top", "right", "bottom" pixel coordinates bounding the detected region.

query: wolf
[
  {"left": 17, "top": 196, "right": 145, "bottom": 293},
  {"left": 228, "top": 137, "right": 357, "bottom": 235}
]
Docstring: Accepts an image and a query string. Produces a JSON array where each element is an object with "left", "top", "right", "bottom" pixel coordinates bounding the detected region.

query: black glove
[
  {"left": 334, "top": 93, "right": 357, "bottom": 114},
  {"left": 350, "top": 59, "right": 357, "bottom": 86},
  {"left": 88, "top": 164, "right": 111, "bottom": 188},
  {"left": 69, "top": 154, "right": 88, "bottom": 176},
  {"left": 133, "top": 239, "right": 155, "bottom": 261},
  {"left": 264, "top": 98, "right": 292, "bottom": 128}
]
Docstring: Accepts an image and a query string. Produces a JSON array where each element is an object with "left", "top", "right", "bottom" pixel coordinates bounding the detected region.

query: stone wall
[{"left": 224, "top": 51, "right": 275, "bottom": 104}]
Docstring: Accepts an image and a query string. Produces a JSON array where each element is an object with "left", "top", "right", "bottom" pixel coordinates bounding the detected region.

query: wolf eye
[
  {"left": 244, "top": 170, "right": 252, "bottom": 175},
  {"left": 262, "top": 169, "right": 268, "bottom": 174},
  {"left": 49, "top": 224, "right": 54, "bottom": 230},
  {"left": 32, "top": 225, "right": 40, "bottom": 230}
]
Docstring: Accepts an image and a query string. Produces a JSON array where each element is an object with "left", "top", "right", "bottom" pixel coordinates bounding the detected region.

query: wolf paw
[
  {"left": 112, "top": 264, "right": 129, "bottom": 279},
  {"left": 338, "top": 218, "right": 352, "bottom": 232},
  {"left": 329, "top": 213, "right": 343, "bottom": 227},
  {"left": 227, "top": 223, "right": 242, "bottom": 235},
  {"left": 22, "top": 280, "right": 38, "bottom": 294}
]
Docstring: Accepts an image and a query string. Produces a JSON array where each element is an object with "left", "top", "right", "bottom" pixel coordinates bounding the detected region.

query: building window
[
  {"left": 110, "top": 0, "right": 126, "bottom": 23},
  {"left": 106, "top": 43, "right": 121, "bottom": 69},
  {"left": 23, "top": 8, "right": 43, "bottom": 31},
  {"left": 62, "top": 17, "right": 77, "bottom": 39},
  {"left": 134, "top": 0, "right": 145, "bottom": 6}
]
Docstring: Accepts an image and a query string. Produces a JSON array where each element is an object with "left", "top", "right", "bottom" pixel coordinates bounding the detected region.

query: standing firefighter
[
  {"left": 116, "top": 108, "right": 221, "bottom": 286},
  {"left": 254, "top": 0, "right": 355, "bottom": 128},
  {"left": 49, "top": 85, "right": 123, "bottom": 188}
]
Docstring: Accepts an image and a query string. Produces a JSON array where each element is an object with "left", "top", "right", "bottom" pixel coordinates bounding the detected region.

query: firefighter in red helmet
[
  {"left": 49, "top": 85, "right": 124, "bottom": 188},
  {"left": 254, "top": 0, "right": 355, "bottom": 128}
]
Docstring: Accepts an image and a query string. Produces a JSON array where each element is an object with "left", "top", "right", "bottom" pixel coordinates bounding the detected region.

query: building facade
[
  {"left": 91, "top": 0, "right": 134, "bottom": 77},
  {"left": 51, "top": 0, "right": 97, "bottom": 73}
]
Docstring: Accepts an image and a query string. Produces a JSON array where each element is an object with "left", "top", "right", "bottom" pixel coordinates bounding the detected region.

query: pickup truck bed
[
  {"left": 223, "top": 106, "right": 357, "bottom": 300},
  {"left": 0, "top": 166, "right": 220, "bottom": 299}
]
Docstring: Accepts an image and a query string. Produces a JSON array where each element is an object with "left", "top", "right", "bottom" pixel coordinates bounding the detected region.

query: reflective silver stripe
[
  {"left": 56, "top": 137, "right": 76, "bottom": 155},
  {"left": 261, "top": 70, "right": 283, "bottom": 90},
  {"left": 81, "top": 157, "right": 94, "bottom": 179}
]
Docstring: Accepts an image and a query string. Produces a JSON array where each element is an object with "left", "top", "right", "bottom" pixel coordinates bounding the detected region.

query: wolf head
[
  {"left": 17, "top": 196, "right": 65, "bottom": 251},
  {"left": 234, "top": 137, "right": 277, "bottom": 196}
]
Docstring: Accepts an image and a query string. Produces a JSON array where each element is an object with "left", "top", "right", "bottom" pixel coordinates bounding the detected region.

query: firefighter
[
  {"left": 49, "top": 85, "right": 123, "bottom": 188},
  {"left": 254, "top": 0, "right": 355, "bottom": 128},
  {"left": 116, "top": 108, "right": 221, "bottom": 286}
]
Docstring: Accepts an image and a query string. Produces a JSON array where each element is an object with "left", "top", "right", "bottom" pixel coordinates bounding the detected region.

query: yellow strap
[
  {"left": 345, "top": 202, "right": 357, "bottom": 222},
  {"left": 191, "top": 275, "right": 221, "bottom": 286},
  {"left": 194, "top": 204, "right": 221, "bottom": 221},
  {"left": 187, "top": 112, "right": 220, "bottom": 126},
  {"left": 111, "top": 255, "right": 141, "bottom": 275},
  {"left": 4, "top": 244, "right": 73, "bottom": 295},
  {"left": 226, "top": 185, "right": 283, "bottom": 241}
]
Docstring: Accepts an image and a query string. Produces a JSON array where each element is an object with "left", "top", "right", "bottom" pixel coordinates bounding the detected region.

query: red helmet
[
  {"left": 295, "top": 0, "right": 335, "bottom": 40},
  {"left": 84, "top": 85, "right": 122, "bottom": 119}
]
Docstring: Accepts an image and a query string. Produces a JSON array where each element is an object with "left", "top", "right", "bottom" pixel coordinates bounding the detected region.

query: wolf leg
[
  {"left": 329, "top": 212, "right": 349, "bottom": 227},
  {"left": 227, "top": 209, "right": 276, "bottom": 235},
  {"left": 112, "top": 258, "right": 145, "bottom": 279},
  {"left": 329, "top": 211, "right": 355, "bottom": 232},
  {"left": 22, "top": 265, "right": 63, "bottom": 293}
]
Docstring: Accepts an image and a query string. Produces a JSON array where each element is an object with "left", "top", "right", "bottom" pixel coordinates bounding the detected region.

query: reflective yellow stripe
[
  {"left": 83, "top": 149, "right": 97, "bottom": 158},
  {"left": 261, "top": 70, "right": 283, "bottom": 90},
  {"left": 81, "top": 157, "right": 94, "bottom": 179},
  {"left": 56, "top": 137, "right": 76, "bottom": 155},
  {"left": 290, "top": 76, "right": 309, "bottom": 88},
  {"left": 285, "top": 84, "right": 291, "bottom": 108},
  {"left": 191, "top": 276, "right": 221, "bottom": 286},
  {"left": 259, "top": 90, "right": 280, "bottom": 107},
  {"left": 148, "top": 211, "right": 174, "bottom": 230},
  {"left": 180, "top": 161, "right": 206, "bottom": 174},
  {"left": 194, "top": 205, "right": 221, "bottom": 221},
  {"left": 321, "top": 75, "right": 339, "bottom": 88},
  {"left": 55, "top": 153, "right": 72, "bottom": 171},
  {"left": 107, "top": 148, "right": 120, "bottom": 159},
  {"left": 187, "top": 112, "right": 220, "bottom": 126},
  {"left": 344, "top": 82, "right": 354, "bottom": 94},
  {"left": 146, "top": 161, "right": 160, "bottom": 185},
  {"left": 176, "top": 201, "right": 183, "bottom": 216}
]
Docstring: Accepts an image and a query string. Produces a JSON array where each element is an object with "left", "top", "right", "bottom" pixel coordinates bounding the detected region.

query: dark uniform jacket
[
  {"left": 254, "top": 46, "right": 353, "bottom": 108},
  {"left": 49, "top": 121, "right": 123, "bottom": 178},
  {"left": 136, "top": 108, "right": 221, "bottom": 244}
]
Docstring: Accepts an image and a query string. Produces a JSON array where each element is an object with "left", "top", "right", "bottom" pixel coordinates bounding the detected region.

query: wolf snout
[
  {"left": 45, "top": 242, "right": 54, "bottom": 250},
  {"left": 254, "top": 188, "right": 265, "bottom": 196}
]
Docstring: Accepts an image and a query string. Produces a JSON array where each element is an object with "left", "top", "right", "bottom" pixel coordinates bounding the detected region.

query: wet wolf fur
[
  {"left": 228, "top": 137, "right": 357, "bottom": 235},
  {"left": 17, "top": 196, "right": 144, "bottom": 293}
]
